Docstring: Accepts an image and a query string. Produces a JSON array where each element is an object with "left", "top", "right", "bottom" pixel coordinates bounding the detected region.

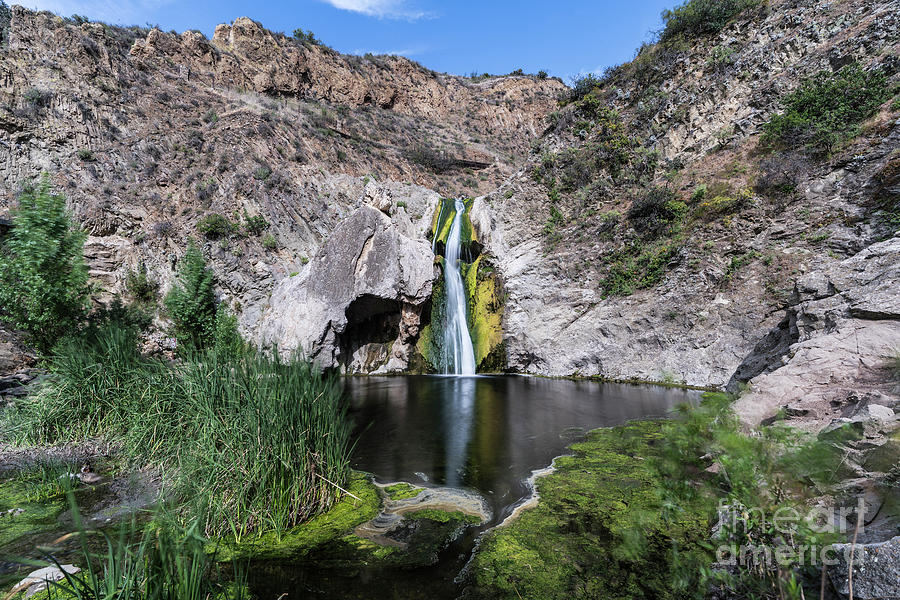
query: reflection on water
[
  {"left": 443, "top": 377, "right": 474, "bottom": 488},
  {"left": 346, "top": 375, "right": 700, "bottom": 524}
]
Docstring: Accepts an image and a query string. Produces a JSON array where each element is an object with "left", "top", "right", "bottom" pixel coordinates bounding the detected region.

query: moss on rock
[
  {"left": 464, "top": 421, "right": 711, "bottom": 599},
  {"left": 211, "top": 472, "right": 381, "bottom": 562},
  {"left": 382, "top": 482, "right": 424, "bottom": 501},
  {"left": 462, "top": 255, "right": 506, "bottom": 372}
]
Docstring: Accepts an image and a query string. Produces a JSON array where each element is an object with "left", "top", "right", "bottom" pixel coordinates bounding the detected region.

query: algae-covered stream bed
[{"left": 246, "top": 375, "right": 700, "bottom": 599}]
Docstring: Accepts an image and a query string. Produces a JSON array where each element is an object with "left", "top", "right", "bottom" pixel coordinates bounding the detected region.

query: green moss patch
[
  {"left": 382, "top": 482, "right": 424, "bottom": 501},
  {"left": 466, "top": 421, "right": 711, "bottom": 600},
  {"left": 211, "top": 472, "right": 380, "bottom": 562},
  {"left": 0, "top": 475, "right": 68, "bottom": 549},
  {"left": 462, "top": 256, "right": 505, "bottom": 372}
]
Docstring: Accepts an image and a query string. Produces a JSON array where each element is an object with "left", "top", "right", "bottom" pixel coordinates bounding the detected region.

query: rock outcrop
[
  {"left": 0, "top": 6, "right": 563, "bottom": 353},
  {"left": 733, "top": 236, "right": 900, "bottom": 429},
  {"left": 260, "top": 197, "right": 436, "bottom": 373}
]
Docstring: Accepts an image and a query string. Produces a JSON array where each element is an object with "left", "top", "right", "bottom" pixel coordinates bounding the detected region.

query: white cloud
[
  {"left": 318, "top": 0, "right": 432, "bottom": 20},
  {"left": 20, "top": 0, "right": 172, "bottom": 25}
]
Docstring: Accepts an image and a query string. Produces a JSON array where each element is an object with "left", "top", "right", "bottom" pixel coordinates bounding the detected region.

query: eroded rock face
[
  {"left": 259, "top": 204, "right": 436, "bottom": 372},
  {"left": 733, "top": 236, "right": 900, "bottom": 430}
]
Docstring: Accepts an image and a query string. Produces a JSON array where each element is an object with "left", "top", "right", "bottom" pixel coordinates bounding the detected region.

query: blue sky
[{"left": 20, "top": 0, "right": 677, "bottom": 80}]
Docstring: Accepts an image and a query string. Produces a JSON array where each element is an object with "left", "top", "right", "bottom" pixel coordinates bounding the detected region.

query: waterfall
[{"left": 441, "top": 199, "right": 477, "bottom": 375}]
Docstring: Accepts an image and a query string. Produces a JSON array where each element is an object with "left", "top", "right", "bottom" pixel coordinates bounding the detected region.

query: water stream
[{"left": 440, "top": 199, "right": 477, "bottom": 375}]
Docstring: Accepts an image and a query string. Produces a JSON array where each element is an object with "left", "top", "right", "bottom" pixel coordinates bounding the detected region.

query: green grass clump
[
  {"left": 5, "top": 493, "right": 245, "bottom": 600},
  {"left": 763, "top": 63, "right": 891, "bottom": 156},
  {"left": 2, "top": 322, "right": 352, "bottom": 539},
  {"left": 600, "top": 239, "right": 681, "bottom": 297}
]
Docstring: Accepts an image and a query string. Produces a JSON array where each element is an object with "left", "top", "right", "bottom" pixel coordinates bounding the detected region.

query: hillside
[{"left": 0, "top": 5, "right": 563, "bottom": 365}]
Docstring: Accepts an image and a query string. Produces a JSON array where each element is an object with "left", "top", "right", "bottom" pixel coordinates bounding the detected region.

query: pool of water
[{"left": 249, "top": 375, "right": 701, "bottom": 599}]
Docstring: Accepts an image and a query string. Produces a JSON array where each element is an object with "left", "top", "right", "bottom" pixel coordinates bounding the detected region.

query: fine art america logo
[{"left": 713, "top": 498, "right": 867, "bottom": 568}]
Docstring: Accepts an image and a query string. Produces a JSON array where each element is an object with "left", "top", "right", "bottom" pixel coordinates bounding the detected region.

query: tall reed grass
[{"left": 2, "top": 323, "right": 352, "bottom": 539}]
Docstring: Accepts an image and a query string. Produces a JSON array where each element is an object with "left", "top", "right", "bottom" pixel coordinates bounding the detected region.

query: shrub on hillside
[
  {"left": 125, "top": 262, "right": 159, "bottom": 303},
  {"left": 0, "top": 177, "right": 90, "bottom": 352},
  {"left": 756, "top": 152, "right": 810, "bottom": 196},
  {"left": 762, "top": 63, "right": 891, "bottom": 156},
  {"left": 660, "top": 0, "right": 759, "bottom": 41},
  {"left": 197, "top": 213, "right": 235, "bottom": 239},
  {"left": 567, "top": 73, "right": 602, "bottom": 102},
  {"left": 627, "top": 186, "right": 686, "bottom": 235}
]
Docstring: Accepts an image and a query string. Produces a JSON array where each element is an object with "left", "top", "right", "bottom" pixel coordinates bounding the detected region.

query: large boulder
[{"left": 259, "top": 205, "right": 435, "bottom": 373}]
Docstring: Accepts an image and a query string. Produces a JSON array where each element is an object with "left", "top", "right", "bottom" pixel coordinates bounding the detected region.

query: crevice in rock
[
  {"left": 338, "top": 295, "right": 401, "bottom": 372},
  {"left": 726, "top": 312, "right": 799, "bottom": 393}
]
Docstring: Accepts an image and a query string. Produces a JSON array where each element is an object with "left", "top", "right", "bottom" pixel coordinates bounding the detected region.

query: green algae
[
  {"left": 429, "top": 198, "right": 477, "bottom": 251},
  {"left": 465, "top": 421, "right": 712, "bottom": 600},
  {"left": 0, "top": 474, "right": 68, "bottom": 549},
  {"left": 211, "top": 472, "right": 380, "bottom": 563},
  {"left": 382, "top": 482, "right": 424, "bottom": 501},
  {"left": 462, "top": 255, "right": 506, "bottom": 372}
]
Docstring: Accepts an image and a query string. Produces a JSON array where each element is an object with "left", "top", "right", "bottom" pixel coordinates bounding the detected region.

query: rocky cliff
[
  {"left": 472, "top": 0, "right": 899, "bottom": 389},
  {"left": 0, "top": 6, "right": 564, "bottom": 370},
  {"left": 0, "top": 0, "right": 898, "bottom": 388}
]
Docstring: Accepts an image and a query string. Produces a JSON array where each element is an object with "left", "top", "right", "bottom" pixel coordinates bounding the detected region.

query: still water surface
[{"left": 250, "top": 375, "right": 701, "bottom": 599}]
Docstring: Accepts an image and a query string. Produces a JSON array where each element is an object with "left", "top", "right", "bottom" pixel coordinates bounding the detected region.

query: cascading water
[{"left": 440, "top": 199, "right": 477, "bottom": 375}]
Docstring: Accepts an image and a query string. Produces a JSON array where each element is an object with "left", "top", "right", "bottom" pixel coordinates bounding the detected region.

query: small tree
[
  {"left": 164, "top": 240, "right": 217, "bottom": 351},
  {"left": 0, "top": 176, "right": 90, "bottom": 352}
]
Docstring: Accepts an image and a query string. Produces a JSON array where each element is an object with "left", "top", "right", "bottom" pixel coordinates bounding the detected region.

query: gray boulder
[
  {"left": 830, "top": 536, "right": 900, "bottom": 600},
  {"left": 259, "top": 205, "right": 435, "bottom": 373}
]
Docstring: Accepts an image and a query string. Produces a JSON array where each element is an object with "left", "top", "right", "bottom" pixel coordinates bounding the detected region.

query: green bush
[
  {"left": 164, "top": 241, "right": 218, "bottom": 351},
  {"left": 660, "top": 0, "right": 759, "bottom": 42},
  {"left": 293, "top": 28, "right": 320, "bottom": 44},
  {"left": 261, "top": 233, "right": 278, "bottom": 250},
  {"left": 0, "top": 176, "right": 90, "bottom": 352},
  {"left": 197, "top": 213, "right": 234, "bottom": 239},
  {"left": 243, "top": 213, "right": 269, "bottom": 236},
  {"left": 601, "top": 239, "right": 680, "bottom": 297},
  {"left": 627, "top": 186, "right": 685, "bottom": 234},
  {"left": 763, "top": 64, "right": 891, "bottom": 155},
  {"left": 567, "top": 73, "right": 602, "bottom": 102}
]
